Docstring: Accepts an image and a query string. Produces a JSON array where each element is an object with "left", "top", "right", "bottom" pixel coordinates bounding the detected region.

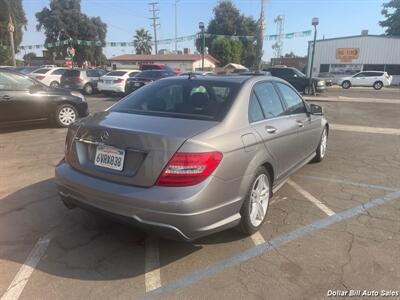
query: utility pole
[
  {"left": 256, "top": 0, "right": 265, "bottom": 70},
  {"left": 148, "top": 2, "right": 160, "bottom": 54},
  {"left": 8, "top": 14, "right": 16, "bottom": 67},
  {"left": 174, "top": 0, "right": 179, "bottom": 52}
]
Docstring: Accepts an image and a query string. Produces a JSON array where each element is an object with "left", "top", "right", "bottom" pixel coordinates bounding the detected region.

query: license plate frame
[{"left": 94, "top": 145, "right": 125, "bottom": 171}]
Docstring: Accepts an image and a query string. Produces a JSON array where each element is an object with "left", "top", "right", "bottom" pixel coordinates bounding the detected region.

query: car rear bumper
[
  {"left": 98, "top": 83, "right": 125, "bottom": 93},
  {"left": 61, "top": 82, "right": 85, "bottom": 90},
  {"left": 55, "top": 160, "right": 243, "bottom": 241}
]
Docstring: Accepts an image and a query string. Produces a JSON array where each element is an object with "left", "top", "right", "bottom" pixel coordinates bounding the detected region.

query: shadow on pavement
[{"left": 0, "top": 178, "right": 241, "bottom": 281}]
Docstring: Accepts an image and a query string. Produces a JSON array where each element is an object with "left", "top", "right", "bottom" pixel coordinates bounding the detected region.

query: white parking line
[
  {"left": 331, "top": 124, "right": 400, "bottom": 135},
  {"left": 250, "top": 232, "right": 266, "bottom": 245},
  {"left": 287, "top": 179, "right": 335, "bottom": 216},
  {"left": 144, "top": 236, "right": 161, "bottom": 292},
  {"left": 1, "top": 233, "right": 53, "bottom": 300}
]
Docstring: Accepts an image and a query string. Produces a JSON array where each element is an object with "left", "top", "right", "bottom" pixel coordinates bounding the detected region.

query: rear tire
[
  {"left": 312, "top": 127, "right": 328, "bottom": 162},
  {"left": 238, "top": 167, "right": 272, "bottom": 235},
  {"left": 373, "top": 81, "right": 383, "bottom": 90},
  {"left": 83, "top": 83, "right": 93, "bottom": 95},
  {"left": 55, "top": 103, "right": 78, "bottom": 127},
  {"left": 341, "top": 81, "right": 351, "bottom": 89}
]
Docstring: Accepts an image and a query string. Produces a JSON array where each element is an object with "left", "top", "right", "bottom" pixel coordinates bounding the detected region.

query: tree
[
  {"left": 133, "top": 29, "right": 152, "bottom": 55},
  {"left": 380, "top": 0, "right": 400, "bottom": 35},
  {"left": 284, "top": 52, "right": 297, "bottom": 58},
  {"left": 0, "top": 0, "right": 27, "bottom": 65},
  {"left": 210, "top": 38, "right": 242, "bottom": 66},
  {"left": 36, "top": 0, "right": 107, "bottom": 66},
  {"left": 195, "top": 0, "right": 257, "bottom": 68},
  {"left": 23, "top": 52, "right": 37, "bottom": 65}
]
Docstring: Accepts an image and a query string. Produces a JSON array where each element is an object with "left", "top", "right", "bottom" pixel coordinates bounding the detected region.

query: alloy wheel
[{"left": 249, "top": 174, "right": 270, "bottom": 227}]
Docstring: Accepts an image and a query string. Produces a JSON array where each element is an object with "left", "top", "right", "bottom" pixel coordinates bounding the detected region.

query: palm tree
[{"left": 133, "top": 29, "right": 152, "bottom": 55}]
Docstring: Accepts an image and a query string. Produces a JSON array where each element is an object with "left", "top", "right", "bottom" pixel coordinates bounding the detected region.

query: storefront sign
[{"left": 336, "top": 48, "right": 359, "bottom": 61}]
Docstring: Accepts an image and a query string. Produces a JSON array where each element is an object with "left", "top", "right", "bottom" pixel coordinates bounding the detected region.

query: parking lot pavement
[
  {"left": 1, "top": 93, "right": 400, "bottom": 299},
  {"left": 318, "top": 85, "right": 400, "bottom": 100}
]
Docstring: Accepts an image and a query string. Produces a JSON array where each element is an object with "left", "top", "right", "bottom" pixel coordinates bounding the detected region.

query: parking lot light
[{"left": 309, "top": 17, "right": 319, "bottom": 95}]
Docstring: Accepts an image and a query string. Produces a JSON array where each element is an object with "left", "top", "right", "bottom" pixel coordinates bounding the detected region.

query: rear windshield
[
  {"left": 110, "top": 79, "right": 241, "bottom": 121},
  {"left": 63, "top": 69, "right": 81, "bottom": 77},
  {"left": 32, "top": 68, "right": 50, "bottom": 74},
  {"left": 135, "top": 70, "right": 164, "bottom": 79},
  {"left": 106, "top": 71, "right": 127, "bottom": 76}
]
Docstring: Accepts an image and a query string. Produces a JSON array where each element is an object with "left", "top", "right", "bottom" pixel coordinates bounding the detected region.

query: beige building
[{"left": 108, "top": 54, "right": 219, "bottom": 72}]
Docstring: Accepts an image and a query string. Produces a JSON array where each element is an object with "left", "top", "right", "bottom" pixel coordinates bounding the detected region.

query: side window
[
  {"left": 275, "top": 83, "right": 306, "bottom": 115},
  {"left": 248, "top": 92, "right": 264, "bottom": 122},
  {"left": 86, "top": 70, "right": 95, "bottom": 77},
  {"left": 254, "top": 82, "right": 285, "bottom": 119},
  {"left": 0, "top": 72, "right": 35, "bottom": 90},
  {"left": 354, "top": 72, "right": 365, "bottom": 77}
]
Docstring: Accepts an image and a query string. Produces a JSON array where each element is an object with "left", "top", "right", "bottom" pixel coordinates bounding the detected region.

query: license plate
[
  {"left": 106, "top": 80, "right": 112, "bottom": 84},
  {"left": 64, "top": 84, "right": 70, "bottom": 88},
  {"left": 94, "top": 145, "right": 125, "bottom": 171},
  {"left": 134, "top": 82, "right": 141, "bottom": 87}
]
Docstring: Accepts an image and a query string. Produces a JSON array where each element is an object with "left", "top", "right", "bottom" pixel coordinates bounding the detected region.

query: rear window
[
  {"left": 32, "top": 68, "right": 50, "bottom": 74},
  {"left": 110, "top": 79, "right": 241, "bottom": 121},
  {"left": 106, "top": 71, "right": 127, "bottom": 76},
  {"left": 63, "top": 70, "right": 80, "bottom": 77},
  {"left": 136, "top": 71, "right": 163, "bottom": 79}
]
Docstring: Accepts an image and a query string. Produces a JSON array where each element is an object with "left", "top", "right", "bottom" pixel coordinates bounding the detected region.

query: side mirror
[{"left": 310, "top": 104, "right": 323, "bottom": 115}]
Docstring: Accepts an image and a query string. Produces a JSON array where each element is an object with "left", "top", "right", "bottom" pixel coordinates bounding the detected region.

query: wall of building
[
  {"left": 307, "top": 36, "right": 400, "bottom": 85},
  {"left": 110, "top": 58, "right": 216, "bottom": 72}
]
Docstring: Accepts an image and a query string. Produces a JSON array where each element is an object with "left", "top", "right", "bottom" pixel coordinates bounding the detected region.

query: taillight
[
  {"left": 155, "top": 152, "right": 223, "bottom": 187},
  {"left": 36, "top": 75, "right": 45, "bottom": 80},
  {"left": 114, "top": 78, "right": 124, "bottom": 83},
  {"left": 72, "top": 77, "right": 82, "bottom": 82}
]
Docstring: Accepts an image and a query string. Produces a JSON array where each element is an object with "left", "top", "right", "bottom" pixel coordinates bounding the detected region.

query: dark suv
[
  {"left": 60, "top": 69, "right": 107, "bottom": 95},
  {"left": 263, "top": 66, "right": 326, "bottom": 94}
]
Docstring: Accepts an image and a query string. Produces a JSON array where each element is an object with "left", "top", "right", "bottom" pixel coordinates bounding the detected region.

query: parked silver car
[
  {"left": 55, "top": 74, "right": 328, "bottom": 241},
  {"left": 60, "top": 69, "right": 107, "bottom": 95}
]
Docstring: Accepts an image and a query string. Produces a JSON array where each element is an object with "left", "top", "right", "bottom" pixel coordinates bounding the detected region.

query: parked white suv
[
  {"left": 28, "top": 67, "right": 69, "bottom": 88},
  {"left": 338, "top": 71, "right": 392, "bottom": 90}
]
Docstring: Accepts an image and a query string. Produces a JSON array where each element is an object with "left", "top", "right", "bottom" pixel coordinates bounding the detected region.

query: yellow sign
[{"left": 336, "top": 48, "right": 359, "bottom": 61}]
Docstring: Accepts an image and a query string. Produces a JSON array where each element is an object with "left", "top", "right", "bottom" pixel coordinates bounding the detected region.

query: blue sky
[{"left": 19, "top": 0, "right": 386, "bottom": 61}]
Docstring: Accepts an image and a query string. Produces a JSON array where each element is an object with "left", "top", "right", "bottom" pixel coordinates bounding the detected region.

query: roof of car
[{"left": 164, "top": 73, "right": 276, "bottom": 84}]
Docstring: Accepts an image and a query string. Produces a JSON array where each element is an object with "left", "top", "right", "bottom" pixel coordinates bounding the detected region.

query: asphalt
[{"left": 0, "top": 87, "right": 399, "bottom": 300}]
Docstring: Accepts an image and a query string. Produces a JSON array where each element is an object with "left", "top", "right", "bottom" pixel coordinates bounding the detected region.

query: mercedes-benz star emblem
[{"left": 99, "top": 130, "right": 110, "bottom": 142}]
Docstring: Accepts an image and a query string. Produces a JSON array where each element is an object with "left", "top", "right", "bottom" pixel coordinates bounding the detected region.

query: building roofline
[{"left": 308, "top": 34, "right": 400, "bottom": 44}]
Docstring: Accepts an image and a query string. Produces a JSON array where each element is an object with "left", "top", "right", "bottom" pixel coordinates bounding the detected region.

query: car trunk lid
[{"left": 67, "top": 111, "right": 218, "bottom": 187}]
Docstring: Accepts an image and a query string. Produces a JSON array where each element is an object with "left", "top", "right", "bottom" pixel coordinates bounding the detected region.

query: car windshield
[
  {"left": 110, "top": 79, "right": 241, "bottom": 121},
  {"left": 294, "top": 69, "right": 306, "bottom": 77},
  {"left": 106, "top": 71, "right": 127, "bottom": 76}
]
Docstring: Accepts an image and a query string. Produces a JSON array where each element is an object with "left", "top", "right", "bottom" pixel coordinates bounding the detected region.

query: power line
[{"left": 148, "top": 2, "right": 160, "bottom": 54}]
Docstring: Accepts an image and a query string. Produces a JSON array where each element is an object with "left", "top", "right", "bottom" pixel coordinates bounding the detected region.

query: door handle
[
  {"left": 1, "top": 95, "right": 11, "bottom": 101},
  {"left": 265, "top": 126, "right": 277, "bottom": 134},
  {"left": 296, "top": 120, "right": 304, "bottom": 127}
]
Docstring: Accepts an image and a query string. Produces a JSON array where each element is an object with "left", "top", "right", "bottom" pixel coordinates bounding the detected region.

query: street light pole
[
  {"left": 308, "top": 17, "right": 319, "bottom": 95},
  {"left": 8, "top": 14, "right": 16, "bottom": 67},
  {"left": 199, "top": 22, "right": 205, "bottom": 71}
]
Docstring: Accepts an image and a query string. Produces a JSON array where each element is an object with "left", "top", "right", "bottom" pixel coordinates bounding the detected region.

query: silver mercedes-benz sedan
[{"left": 55, "top": 74, "right": 328, "bottom": 241}]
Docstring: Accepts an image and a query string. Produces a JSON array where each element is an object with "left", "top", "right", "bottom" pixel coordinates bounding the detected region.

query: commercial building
[
  {"left": 307, "top": 33, "right": 400, "bottom": 85},
  {"left": 108, "top": 54, "right": 219, "bottom": 72}
]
